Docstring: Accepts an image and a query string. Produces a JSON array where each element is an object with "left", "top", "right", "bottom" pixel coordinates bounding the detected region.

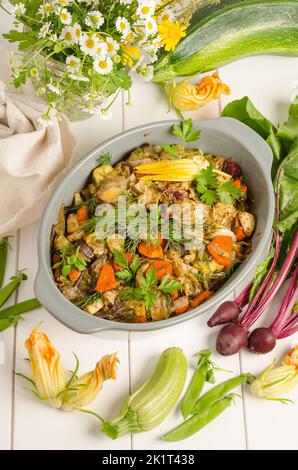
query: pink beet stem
[
  {"left": 235, "top": 281, "right": 253, "bottom": 309},
  {"left": 240, "top": 229, "right": 298, "bottom": 331},
  {"left": 270, "top": 265, "right": 298, "bottom": 334}
]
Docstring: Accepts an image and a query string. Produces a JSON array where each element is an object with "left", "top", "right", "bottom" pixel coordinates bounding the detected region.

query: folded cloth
[{"left": 0, "top": 45, "right": 75, "bottom": 236}]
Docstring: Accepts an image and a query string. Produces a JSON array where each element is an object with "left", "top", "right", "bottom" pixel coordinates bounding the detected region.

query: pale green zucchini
[
  {"left": 102, "top": 347, "right": 187, "bottom": 439},
  {"left": 153, "top": 0, "right": 298, "bottom": 84}
]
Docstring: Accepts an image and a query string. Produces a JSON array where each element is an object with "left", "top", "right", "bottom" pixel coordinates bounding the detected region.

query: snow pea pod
[
  {"left": 181, "top": 349, "right": 215, "bottom": 419},
  {"left": 163, "top": 394, "right": 237, "bottom": 441},
  {"left": 192, "top": 373, "right": 254, "bottom": 415},
  {"left": 0, "top": 236, "right": 11, "bottom": 289},
  {"left": 0, "top": 271, "right": 27, "bottom": 308},
  {"left": 0, "top": 298, "right": 41, "bottom": 332}
]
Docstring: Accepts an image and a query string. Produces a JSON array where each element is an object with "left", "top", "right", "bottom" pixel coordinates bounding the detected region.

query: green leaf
[
  {"left": 113, "top": 249, "right": 128, "bottom": 269},
  {"left": 62, "top": 265, "right": 71, "bottom": 277},
  {"left": 115, "top": 269, "right": 132, "bottom": 281},
  {"left": 218, "top": 181, "right": 242, "bottom": 204},
  {"left": 130, "top": 255, "right": 141, "bottom": 274},
  {"left": 161, "top": 143, "right": 179, "bottom": 157},
  {"left": 249, "top": 247, "right": 275, "bottom": 302},
  {"left": 172, "top": 119, "right": 201, "bottom": 144},
  {"left": 158, "top": 275, "right": 182, "bottom": 293},
  {"left": 276, "top": 96, "right": 298, "bottom": 155},
  {"left": 200, "top": 189, "right": 218, "bottom": 205},
  {"left": 222, "top": 96, "right": 274, "bottom": 140},
  {"left": 140, "top": 267, "right": 158, "bottom": 289},
  {"left": 277, "top": 139, "right": 298, "bottom": 233},
  {"left": 3, "top": 29, "right": 38, "bottom": 51}
]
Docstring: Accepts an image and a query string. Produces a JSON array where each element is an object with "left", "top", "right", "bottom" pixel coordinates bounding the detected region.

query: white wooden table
[{"left": 1, "top": 10, "right": 298, "bottom": 450}]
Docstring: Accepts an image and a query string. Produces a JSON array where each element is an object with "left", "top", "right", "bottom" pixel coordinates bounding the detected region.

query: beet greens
[{"left": 209, "top": 96, "right": 298, "bottom": 356}]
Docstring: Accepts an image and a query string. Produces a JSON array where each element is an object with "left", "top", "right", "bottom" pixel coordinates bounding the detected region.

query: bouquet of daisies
[{"left": 2, "top": 0, "right": 195, "bottom": 123}]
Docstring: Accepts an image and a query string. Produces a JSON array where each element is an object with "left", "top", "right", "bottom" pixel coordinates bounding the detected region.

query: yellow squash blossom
[
  {"left": 158, "top": 19, "right": 186, "bottom": 52},
  {"left": 62, "top": 353, "right": 119, "bottom": 411},
  {"left": 171, "top": 73, "right": 231, "bottom": 111},
  {"left": 25, "top": 324, "right": 67, "bottom": 408},
  {"left": 250, "top": 345, "right": 298, "bottom": 402}
]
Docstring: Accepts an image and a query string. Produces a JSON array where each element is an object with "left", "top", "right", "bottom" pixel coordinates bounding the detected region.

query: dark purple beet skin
[
  {"left": 247, "top": 327, "right": 277, "bottom": 354},
  {"left": 216, "top": 324, "right": 248, "bottom": 356},
  {"left": 222, "top": 161, "right": 241, "bottom": 179},
  {"left": 207, "top": 301, "right": 241, "bottom": 327}
]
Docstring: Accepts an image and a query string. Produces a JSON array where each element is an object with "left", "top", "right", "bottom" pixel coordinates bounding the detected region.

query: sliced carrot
[
  {"left": 190, "top": 290, "right": 213, "bottom": 308},
  {"left": 95, "top": 264, "right": 116, "bottom": 292},
  {"left": 113, "top": 252, "right": 134, "bottom": 271},
  {"left": 235, "top": 225, "right": 246, "bottom": 242},
  {"left": 207, "top": 235, "right": 233, "bottom": 267},
  {"left": 77, "top": 206, "right": 89, "bottom": 224},
  {"left": 148, "top": 260, "right": 172, "bottom": 281},
  {"left": 138, "top": 240, "right": 163, "bottom": 258},
  {"left": 171, "top": 291, "right": 179, "bottom": 300},
  {"left": 69, "top": 268, "right": 81, "bottom": 284},
  {"left": 137, "top": 316, "right": 147, "bottom": 323},
  {"left": 175, "top": 304, "right": 190, "bottom": 315},
  {"left": 233, "top": 179, "right": 247, "bottom": 193}
]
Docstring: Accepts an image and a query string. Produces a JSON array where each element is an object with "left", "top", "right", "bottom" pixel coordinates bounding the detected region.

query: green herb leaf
[
  {"left": 172, "top": 119, "right": 201, "bottom": 145},
  {"left": 113, "top": 249, "right": 128, "bottom": 269},
  {"left": 218, "top": 181, "right": 242, "bottom": 204},
  {"left": 158, "top": 275, "right": 182, "bottom": 293},
  {"left": 161, "top": 143, "right": 179, "bottom": 157},
  {"left": 62, "top": 265, "right": 72, "bottom": 277}
]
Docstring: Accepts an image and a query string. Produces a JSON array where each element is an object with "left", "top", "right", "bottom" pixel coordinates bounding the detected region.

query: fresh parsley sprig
[
  {"left": 196, "top": 164, "right": 242, "bottom": 205},
  {"left": 119, "top": 268, "right": 182, "bottom": 312},
  {"left": 161, "top": 143, "right": 179, "bottom": 157},
  {"left": 172, "top": 119, "right": 201, "bottom": 146},
  {"left": 52, "top": 246, "right": 86, "bottom": 276},
  {"left": 113, "top": 250, "right": 141, "bottom": 282}
]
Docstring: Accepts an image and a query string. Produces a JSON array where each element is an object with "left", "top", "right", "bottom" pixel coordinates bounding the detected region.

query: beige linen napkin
[{"left": 0, "top": 45, "right": 75, "bottom": 236}]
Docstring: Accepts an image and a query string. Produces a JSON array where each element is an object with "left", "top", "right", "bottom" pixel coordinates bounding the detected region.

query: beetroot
[
  {"left": 216, "top": 324, "right": 248, "bottom": 356},
  {"left": 247, "top": 328, "right": 276, "bottom": 354},
  {"left": 222, "top": 161, "right": 241, "bottom": 179},
  {"left": 207, "top": 301, "right": 240, "bottom": 327}
]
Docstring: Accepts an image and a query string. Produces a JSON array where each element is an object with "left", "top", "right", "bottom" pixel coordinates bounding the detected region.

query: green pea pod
[
  {"left": 0, "top": 271, "right": 27, "bottom": 308},
  {"left": 163, "top": 394, "right": 238, "bottom": 442},
  {"left": 181, "top": 349, "right": 214, "bottom": 419},
  {"left": 0, "top": 298, "right": 40, "bottom": 332},
  {"left": 0, "top": 236, "right": 11, "bottom": 289},
  {"left": 192, "top": 373, "right": 254, "bottom": 415}
]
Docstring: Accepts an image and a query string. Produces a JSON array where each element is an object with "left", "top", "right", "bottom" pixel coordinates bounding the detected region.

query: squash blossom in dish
[
  {"left": 25, "top": 323, "right": 67, "bottom": 408},
  {"left": 62, "top": 353, "right": 119, "bottom": 411},
  {"left": 170, "top": 73, "right": 231, "bottom": 111},
  {"left": 250, "top": 346, "right": 298, "bottom": 401}
]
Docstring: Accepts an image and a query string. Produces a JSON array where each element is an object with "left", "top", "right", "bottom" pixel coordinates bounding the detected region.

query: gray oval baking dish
[{"left": 34, "top": 118, "right": 274, "bottom": 333}]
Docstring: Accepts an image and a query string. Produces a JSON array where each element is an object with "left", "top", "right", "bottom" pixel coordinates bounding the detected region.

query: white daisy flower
[
  {"left": 47, "top": 83, "right": 61, "bottom": 95},
  {"left": 11, "top": 2, "right": 26, "bottom": 17},
  {"left": 60, "top": 26, "right": 76, "bottom": 45},
  {"left": 69, "top": 74, "right": 89, "bottom": 82},
  {"left": 139, "top": 64, "right": 154, "bottom": 82},
  {"left": 85, "top": 10, "right": 104, "bottom": 28},
  {"left": 144, "top": 16, "right": 157, "bottom": 35},
  {"left": 38, "top": 3, "right": 55, "bottom": 17},
  {"left": 80, "top": 33, "right": 100, "bottom": 56},
  {"left": 66, "top": 55, "right": 81, "bottom": 72},
  {"left": 72, "top": 23, "right": 82, "bottom": 43},
  {"left": 84, "top": 91, "right": 103, "bottom": 102},
  {"left": 37, "top": 108, "right": 59, "bottom": 127},
  {"left": 116, "top": 17, "right": 131, "bottom": 37},
  {"left": 59, "top": 8, "right": 72, "bottom": 25},
  {"left": 93, "top": 56, "right": 113, "bottom": 75},
  {"left": 38, "top": 22, "right": 51, "bottom": 39},
  {"left": 106, "top": 37, "right": 119, "bottom": 57},
  {"left": 98, "top": 109, "right": 112, "bottom": 120},
  {"left": 136, "top": 0, "right": 155, "bottom": 18},
  {"left": 96, "top": 41, "right": 108, "bottom": 57}
]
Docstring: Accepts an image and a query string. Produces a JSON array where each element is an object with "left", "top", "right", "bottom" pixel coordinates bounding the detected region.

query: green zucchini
[
  {"left": 102, "top": 347, "right": 187, "bottom": 439},
  {"left": 153, "top": 0, "right": 298, "bottom": 84}
]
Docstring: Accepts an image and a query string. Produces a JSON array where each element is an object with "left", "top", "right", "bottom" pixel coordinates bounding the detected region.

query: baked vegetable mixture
[{"left": 51, "top": 129, "right": 255, "bottom": 323}]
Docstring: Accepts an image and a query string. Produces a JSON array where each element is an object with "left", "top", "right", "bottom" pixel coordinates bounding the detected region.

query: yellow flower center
[
  {"left": 92, "top": 15, "right": 98, "bottom": 23},
  {"left": 70, "top": 60, "right": 77, "bottom": 67},
  {"left": 99, "top": 61, "right": 108, "bottom": 69},
  {"left": 75, "top": 27, "right": 81, "bottom": 38},
  {"left": 45, "top": 5, "right": 53, "bottom": 12},
  {"left": 65, "top": 32, "right": 72, "bottom": 41},
  {"left": 60, "top": 13, "right": 68, "bottom": 21},
  {"left": 107, "top": 43, "right": 114, "bottom": 52},
  {"left": 120, "top": 22, "right": 126, "bottom": 30},
  {"left": 148, "top": 21, "right": 153, "bottom": 29},
  {"left": 141, "top": 6, "right": 150, "bottom": 14},
  {"left": 86, "top": 38, "right": 95, "bottom": 49}
]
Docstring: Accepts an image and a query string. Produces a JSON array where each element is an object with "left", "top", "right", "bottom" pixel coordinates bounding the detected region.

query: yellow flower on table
[
  {"left": 25, "top": 324, "right": 67, "bottom": 408},
  {"left": 121, "top": 43, "right": 141, "bottom": 67},
  {"left": 62, "top": 353, "right": 119, "bottom": 411},
  {"left": 157, "top": 19, "right": 186, "bottom": 52}
]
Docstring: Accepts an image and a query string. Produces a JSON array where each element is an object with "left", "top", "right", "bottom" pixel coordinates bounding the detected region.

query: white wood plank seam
[{"left": 9, "top": 230, "right": 20, "bottom": 450}]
